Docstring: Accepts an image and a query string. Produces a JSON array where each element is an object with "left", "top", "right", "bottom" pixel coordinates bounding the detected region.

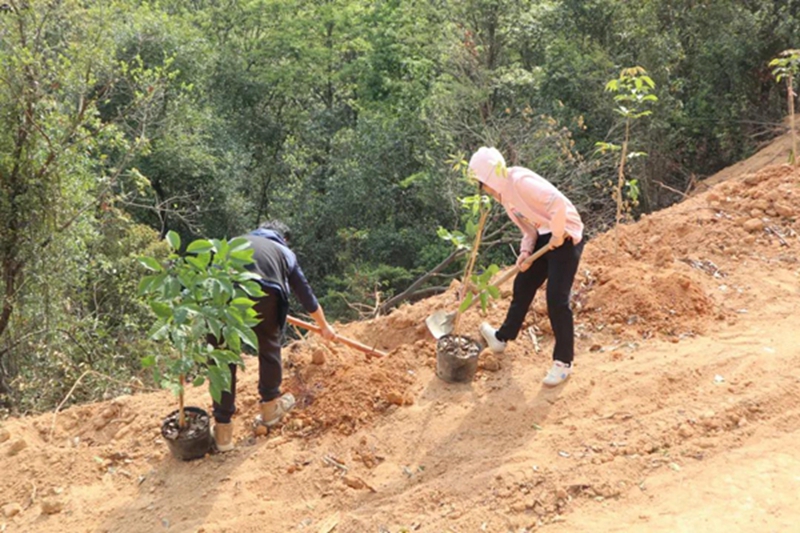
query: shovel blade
[{"left": 425, "top": 310, "right": 456, "bottom": 339}]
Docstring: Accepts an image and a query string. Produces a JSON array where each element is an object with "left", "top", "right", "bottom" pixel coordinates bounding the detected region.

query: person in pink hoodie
[{"left": 468, "top": 147, "right": 584, "bottom": 386}]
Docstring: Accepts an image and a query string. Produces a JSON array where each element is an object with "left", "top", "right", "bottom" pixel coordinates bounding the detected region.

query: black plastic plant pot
[
  {"left": 161, "top": 406, "right": 212, "bottom": 461},
  {"left": 436, "top": 334, "right": 481, "bottom": 383}
]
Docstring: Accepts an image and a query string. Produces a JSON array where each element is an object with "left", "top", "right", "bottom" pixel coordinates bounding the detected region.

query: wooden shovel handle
[
  {"left": 460, "top": 245, "right": 550, "bottom": 315},
  {"left": 492, "top": 245, "right": 550, "bottom": 287},
  {"left": 286, "top": 315, "right": 388, "bottom": 358}
]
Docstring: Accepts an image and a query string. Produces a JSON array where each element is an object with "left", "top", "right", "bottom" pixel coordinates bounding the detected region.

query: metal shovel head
[{"left": 425, "top": 309, "right": 457, "bottom": 339}]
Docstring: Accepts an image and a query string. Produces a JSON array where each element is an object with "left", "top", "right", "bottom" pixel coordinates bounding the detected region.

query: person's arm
[
  {"left": 516, "top": 230, "right": 537, "bottom": 272},
  {"left": 546, "top": 193, "right": 567, "bottom": 249},
  {"left": 288, "top": 263, "right": 336, "bottom": 340},
  {"left": 309, "top": 305, "right": 336, "bottom": 341}
]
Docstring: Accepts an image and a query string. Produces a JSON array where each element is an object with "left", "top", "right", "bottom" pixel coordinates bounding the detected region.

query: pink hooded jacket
[{"left": 468, "top": 147, "right": 584, "bottom": 251}]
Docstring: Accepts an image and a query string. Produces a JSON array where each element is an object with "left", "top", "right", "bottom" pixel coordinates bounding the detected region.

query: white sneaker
[
  {"left": 542, "top": 361, "right": 572, "bottom": 386},
  {"left": 479, "top": 322, "right": 507, "bottom": 353}
]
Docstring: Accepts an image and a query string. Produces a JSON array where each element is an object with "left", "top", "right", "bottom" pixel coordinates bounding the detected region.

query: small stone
[
  {"left": 555, "top": 488, "right": 568, "bottom": 500},
  {"left": 254, "top": 425, "right": 268, "bottom": 437},
  {"left": 678, "top": 424, "right": 694, "bottom": 439},
  {"left": 753, "top": 199, "right": 769, "bottom": 211},
  {"left": 41, "top": 498, "right": 64, "bottom": 515},
  {"left": 480, "top": 351, "right": 501, "bottom": 372},
  {"left": 386, "top": 391, "right": 405, "bottom": 406},
  {"left": 775, "top": 203, "right": 794, "bottom": 218},
  {"left": 744, "top": 174, "right": 764, "bottom": 185},
  {"left": 2, "top": 502, "right": 22, "bottom": 518},
  {"left": 510, "top": 501, "right": 527, "bottom": 513},
  {"left": 7, "top": 438, "right": 26, "bottom": 457},
  {"left": 743, "top": 219, "right": 764, "bottom": 233},
  {"left": 706, "top": 192, "right": 720, "bottom": 203},
  {"left": 0, "top": 427, "right": 9, "bottom": 443},
  {"left": 311, "top": 348, "right": 326, "bottom": 365}
]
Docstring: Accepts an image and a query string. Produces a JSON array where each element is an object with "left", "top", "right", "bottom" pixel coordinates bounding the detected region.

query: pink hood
[{"left": 468, "top": 147, "right": 584, "bottom": 250}]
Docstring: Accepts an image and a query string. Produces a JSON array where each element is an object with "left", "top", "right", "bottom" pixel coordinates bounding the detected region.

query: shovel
[
  {"left": 286, "top": 315, "right": 388, "bottom": 357},
  {"left": 425, "top": 245, "right": 550, "bottom": 339}
]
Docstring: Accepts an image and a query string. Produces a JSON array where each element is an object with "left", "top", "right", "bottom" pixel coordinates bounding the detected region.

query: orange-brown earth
[{"left": 1, "top": 142, "right": 799, "bottom": 533}]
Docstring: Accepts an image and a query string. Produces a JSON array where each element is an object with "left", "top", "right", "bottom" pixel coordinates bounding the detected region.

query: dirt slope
[{"left": 1, "top": 158, "right": 799, "bottom": 533}]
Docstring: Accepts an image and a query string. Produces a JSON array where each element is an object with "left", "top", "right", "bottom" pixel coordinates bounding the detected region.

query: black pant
[
  {"left": 212, "top": 288, "right": 285, "bottom": 424},
  {"left": 496, "top": 234, "right": 584, "bottom": 365}
]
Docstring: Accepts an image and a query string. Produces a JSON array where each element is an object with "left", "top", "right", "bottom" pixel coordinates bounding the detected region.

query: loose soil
[{"left": 1, "top": 142, "right": 800, "bottom": 532}]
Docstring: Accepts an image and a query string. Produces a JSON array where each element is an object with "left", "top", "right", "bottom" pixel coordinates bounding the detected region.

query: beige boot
[
  {"left": 212, "top": 422, "right": 234, "bottom": 452},
  {"left": 254, "top": 393, "right": 296, "bottom": 428}
]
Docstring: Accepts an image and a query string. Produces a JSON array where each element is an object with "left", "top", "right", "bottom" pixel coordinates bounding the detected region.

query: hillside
[{"left": 1, "top": 155, "right": 800, "bottom": 532}]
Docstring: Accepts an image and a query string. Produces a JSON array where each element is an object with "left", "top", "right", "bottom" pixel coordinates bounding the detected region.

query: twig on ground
[
  {"left": 323, "top": 454, "right": 349, "bottom": 473},
  {"left": 527, "top": 327, "right": 541, "bottom": 353}
]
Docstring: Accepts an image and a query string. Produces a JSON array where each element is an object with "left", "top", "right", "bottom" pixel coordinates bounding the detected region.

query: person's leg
[
  {"left": 253, "top": 288, "right": 283, "bottom": 402},
  {"left": 253, "top": 288, "right": 297, "bottom": 426},
  {"left": 544, "top": 239, "right": 584, "bottom": 365},
  {"left": 211, "top": 354, "right": 238, "bottom": 423},
  {"left": 211, "top": 359, "right": 238, "bottom": 451},
  {"left": 495, "top": 235, "right": 550, "bottom": 342}
]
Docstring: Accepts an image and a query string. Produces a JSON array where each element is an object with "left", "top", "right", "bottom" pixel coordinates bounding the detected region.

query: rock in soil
[
  {"left": 743, "top": 218, "right": 764, "bottom": 233},
  {"left": 6, "top": 438, "right": 26, "bottom": 457},
  {"left": 2, "top": 502, "right": 22, "bottom": 518},
  {"left": 311, "top": 348, "right": 326, "bottom": 365},
  {"left": 41, "top": 498, "right": 64, "bottom": 515},
  {"left": 479, "top": 349, "right": 501, "bottom": 372},
  {"left": 386, "top": 391, "right": 405, "bottom": 406},
  {"left": 0, "top": 427, "right": 9, "bottom": 443}
]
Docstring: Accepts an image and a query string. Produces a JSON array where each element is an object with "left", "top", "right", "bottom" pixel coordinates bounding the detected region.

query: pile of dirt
[
  {"left": 572, "top": 164, "right": 799, "bottom": 338},
  {"left": 279, "top": 340, "right": 421, "bottom": 436}
]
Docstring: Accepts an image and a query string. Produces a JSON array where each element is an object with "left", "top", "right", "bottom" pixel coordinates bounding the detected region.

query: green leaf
[
  {"left": 235, "top": 324, "right": 259, "bottom": 350},
  {"left": 166, "top": 230, "right": 181, "bottom": 251},
  {"left": 239, "top": 280, "right": 265, "bottom": 297},
  {"left": 141, "top": 355, "right": 156, "bottom": 368},
  {"left": 138, "top": 256, "right": 163, "bottom": 272},
  {"left": 148, "top": 322, "right": 170, "bottom": 341},
  {"left": 487, "top": 285, "right": 501, "bottom": 299},
  {"left": 186, "top": 255, "right": 208, "bottom": 271},
  {"left": 479, "top": 292, "right": 489, "bottom": 311},
  {"left": 207, "top": 365, "right": 231, "bottom": 403},
  {"left": 228, "top": 237, "right": 251, "bottom": 253},
  {"left": 192, "top": 375, "right": 205, "bottom": 387},
  {"left": 173, "top": 305, "right": 190, "bottom": 325},
  {"left": 458, "top": 292, "right": 474, "bottom": 314},
  {"left": 226, "top": 328, "right": 242, "bottom": 354},
  {"left": 149, "top": 301, "right": 172, "bottom": 319},
  {"left": 186, "top": 239, "right": 214, "bottom": 254},
  {"left": 230, "top": 297, "right": 255, "bottom": 309}
]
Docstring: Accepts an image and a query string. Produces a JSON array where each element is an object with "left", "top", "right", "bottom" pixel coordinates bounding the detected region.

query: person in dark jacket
[{"left": 212, "top": 220, "right": 336, "bottom": 451}]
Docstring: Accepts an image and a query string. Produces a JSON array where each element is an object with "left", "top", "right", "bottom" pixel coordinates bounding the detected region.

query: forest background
[{"left": 1, "top": 0, "right": 798, "bottom": 413}]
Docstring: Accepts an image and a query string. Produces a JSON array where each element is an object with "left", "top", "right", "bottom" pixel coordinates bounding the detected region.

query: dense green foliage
[{"left": 1, "top": 0, "right": 798, "bottom": 413}]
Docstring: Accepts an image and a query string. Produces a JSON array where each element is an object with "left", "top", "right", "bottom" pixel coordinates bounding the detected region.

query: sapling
[
  {"left": 769, "top": 49, "right": 800, "bottom": 165},
  {"left": 138, "top": 231, "right": 264, "bottom": 429},
  {"left": 595, "top": 66, "right": 658, "bottom": 253}
]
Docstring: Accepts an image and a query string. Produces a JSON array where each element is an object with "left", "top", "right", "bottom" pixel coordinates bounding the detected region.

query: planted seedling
[{"left": 138, "top": 231, "right": 264, "bottom": 459}]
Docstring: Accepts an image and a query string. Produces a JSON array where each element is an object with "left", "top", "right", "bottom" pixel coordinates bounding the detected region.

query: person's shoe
[
  {"left": 480, "top": 322, "right": 507, "bottom": 353},
  {"left": 212, "top": 422, "right": 234, "bottom": 452},
  {"left": 254, "top": 393, "right": 296, "bottom": 428},
  {"left": 542, "top": 361, "right": 572, "bottom": 387}
]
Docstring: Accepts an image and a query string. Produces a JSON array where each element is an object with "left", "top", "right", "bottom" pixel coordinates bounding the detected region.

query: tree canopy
[{"left": 1, "top": 0, "right": 798, "bottom": 413}]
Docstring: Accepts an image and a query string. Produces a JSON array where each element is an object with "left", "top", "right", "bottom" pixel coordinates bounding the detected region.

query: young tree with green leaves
[
  {"left": 138, "top": 231, "right": 264, "bottom": 429},
  {"left": 595, "top": 66, "right": 657, "bottom": 251},
  {"left": 769, "top": 49, "right": 800, "bottom": 165}
]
